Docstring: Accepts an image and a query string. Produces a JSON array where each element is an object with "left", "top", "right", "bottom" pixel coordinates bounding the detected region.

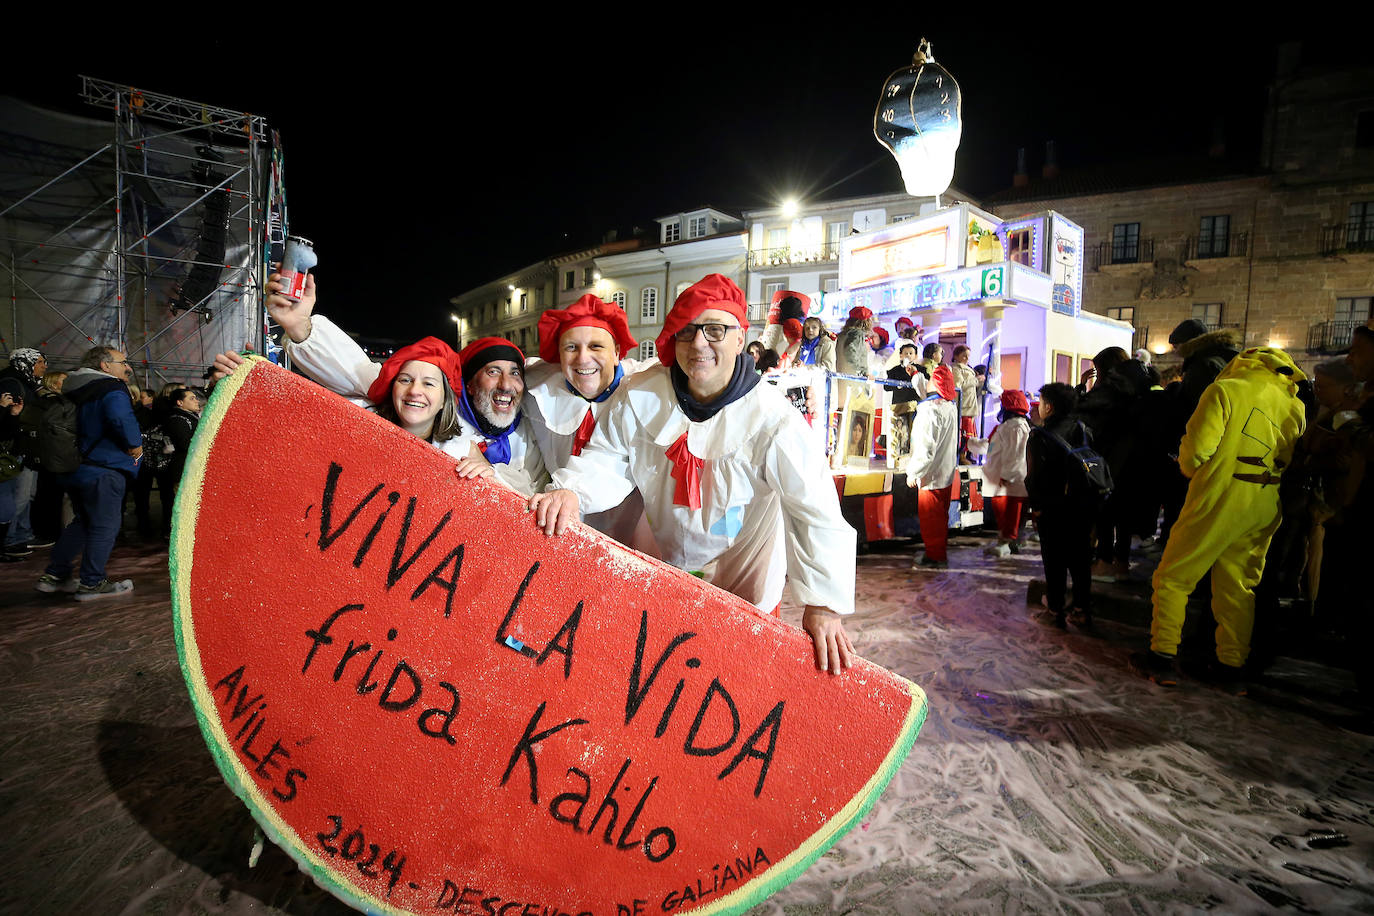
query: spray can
[{"left": 278, "top": 236, "right": 317, "bottom": 302}]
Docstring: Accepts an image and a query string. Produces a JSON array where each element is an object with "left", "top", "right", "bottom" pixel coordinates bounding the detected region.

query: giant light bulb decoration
[{"left": 874, "top": 39, "right": 963, "bottom": 198}]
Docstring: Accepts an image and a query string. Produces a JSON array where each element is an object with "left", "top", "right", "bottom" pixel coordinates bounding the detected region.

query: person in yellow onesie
[{"left": 1131, "top": 347, "right": 1307, "bottom": 688}]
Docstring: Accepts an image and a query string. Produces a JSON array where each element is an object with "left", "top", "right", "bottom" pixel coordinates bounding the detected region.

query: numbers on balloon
[{"left": 315, "top": 814, "right": 409, "bottom": 898}]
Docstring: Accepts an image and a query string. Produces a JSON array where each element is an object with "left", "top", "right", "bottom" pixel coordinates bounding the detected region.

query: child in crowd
[
  {"left": 982, "top": 389, "right": 1032, "bottom": 557},
  {"left": 1026, "top": 382, "right": 1095, "bottom": 628}
]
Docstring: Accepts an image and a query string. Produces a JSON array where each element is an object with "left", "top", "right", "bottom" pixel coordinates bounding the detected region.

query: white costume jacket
[
  {"left": 285, "top": 315, "right": 546, "bottom": 494},
  {"left": 522, "top": 358, "right": 656, "bottom": 552},
  {"left": 904, "top": 396, "right": 959, "bottom": 490},
  {"left": 550, "top": 366, "right": 855, "bottom": 615},
  {"left": 980, "top": 415, "right": 1030, "bottom": 498}
]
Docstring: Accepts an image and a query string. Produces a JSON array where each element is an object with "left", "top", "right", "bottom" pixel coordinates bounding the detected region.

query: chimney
[
  {"left": 1209, "top": 119, "right": 1226, "bottom": 159},
  {"left": 1042, "top": 140, "right": 1059, "bottom": 180},
  {"left": 1013, "top": 147, "right": 1029, "bottom": 187}
]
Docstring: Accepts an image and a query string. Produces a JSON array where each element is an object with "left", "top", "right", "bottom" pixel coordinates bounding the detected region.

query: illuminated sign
[
  {"left": 848, "top": 227, "right": 950, "bottom": 288},
  {"left": 841, "top": 208, "right": 962, "bottom": 290},
  {"left": 833, "top": 265, "right": 1004, "bottom": 315}
]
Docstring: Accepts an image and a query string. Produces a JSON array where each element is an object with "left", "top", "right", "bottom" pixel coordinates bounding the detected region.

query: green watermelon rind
[
  {"left": 171, "top": 356, "right": 929, "bottom": 916},
  {"left": 170, "top": 357, "right": 407, "bottom": 916}
]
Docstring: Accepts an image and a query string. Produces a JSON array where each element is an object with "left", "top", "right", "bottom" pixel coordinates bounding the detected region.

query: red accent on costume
[
  {"left": 917, "top": 482, "right": 955, "bottom": 561},
  {"left": 656, "top": 274, "right": 749, "bottom": 367},
  {"left": 665, "top": 431, "right": 704, "bottom": 510},
  {"left": 570, "top": 407, "right": 597, "bottom": 457},
  {"left": 365, "top": 336, "right": 463, "bottom": 405},
  {"left": 536, "top": 294, "right": 637, "bottom": 363},
  {"left": 987, "top": 495, "right": 1025, "bottom": 539}
]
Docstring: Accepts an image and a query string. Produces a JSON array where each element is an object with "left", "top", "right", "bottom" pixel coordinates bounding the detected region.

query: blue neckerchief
[
  {"left": 798, "top": 337, "right": 820, "bottom": 365},
  {"left": 457, "top": 389, "right": 521, "bottom": 464},
  {"left": 565, "top": 362, "right": 624, "bottom": 403}
]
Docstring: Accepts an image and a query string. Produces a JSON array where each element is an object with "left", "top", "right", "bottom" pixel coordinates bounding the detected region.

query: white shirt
[
  {"left": 981, "top": 415, "right": 1030, "bottom": 498},
  {"left": 522, "top": 357, "right": 657, "bottom": 553},
  {"left": 551, "top": 366, "right": 855, "bottom": 615},
  {"left": 904, "top": 396, "right": 959, "bottom": 490},
  {"left": 285, "top": 315, "right": 546, "bottom": 494}
]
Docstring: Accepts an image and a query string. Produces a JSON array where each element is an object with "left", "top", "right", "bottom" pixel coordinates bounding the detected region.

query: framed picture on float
[
  {"left": 842, "top": 396, "right": 876, "bottom": 467},
  {"left": 887, "top": 400, "right": 918, "bottom": 469}
]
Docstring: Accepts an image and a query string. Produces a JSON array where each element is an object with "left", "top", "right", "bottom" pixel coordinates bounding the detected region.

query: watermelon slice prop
[{"left": 172, "top": 357, "right": 927, "bottom": 916}]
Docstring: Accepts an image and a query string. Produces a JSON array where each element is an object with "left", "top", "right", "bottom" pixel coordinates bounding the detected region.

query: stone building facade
[{"left": 983, "top": 58, "right": 1374, "bottom": 373}]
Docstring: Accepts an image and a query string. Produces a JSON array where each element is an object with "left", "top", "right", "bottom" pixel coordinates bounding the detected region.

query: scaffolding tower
[{"left": 1, "top": 77, "right": 280, "bottom": 386}]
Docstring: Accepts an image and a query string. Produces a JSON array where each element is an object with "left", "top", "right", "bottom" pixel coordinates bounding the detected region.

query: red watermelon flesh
[{"left": 173, "top": 357, "right": 926, "bottom": 916}]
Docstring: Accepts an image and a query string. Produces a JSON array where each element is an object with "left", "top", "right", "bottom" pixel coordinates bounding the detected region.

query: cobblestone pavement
[{"left": 2, "top": 533, "right": 1371, "bottom": 914}]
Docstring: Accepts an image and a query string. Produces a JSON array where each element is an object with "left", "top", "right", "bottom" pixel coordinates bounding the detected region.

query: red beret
[
  {"left": 366, "top": 336, "right": 462, "bottom": 405},
  {"left": 536, "top": 294, "right": 637, "bottom": 363},
  {"left": 848, "top": 306, "right": 873, "bottom": 321},
  {"left": 871, "top": 327, "right": 890, "bottom": 349},
  {"left": 655, "top": 274, "right": 748, "bottom": 367},
  {"left": 458, "top": 336, "right": 525, "bottom": 386},
  {"left": 1001, "top": 388, "right": 1030, "bottom": 414},
  {"left": 931, "top": 364, "right": 957, "bottom": 401},
  {"left": 895, "top": 316, "right": 915, "bottom": 331},
  {"left": 783, "top": 318, "right": 804, "bottom": 343}
]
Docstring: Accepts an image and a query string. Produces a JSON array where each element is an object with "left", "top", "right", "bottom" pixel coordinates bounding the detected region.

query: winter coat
[
  {"left": 1174, "top": 327, "right": 1242, "bottom": 442},
  {"left": 982, "top": 415, "right": 1031, "bottom": 498}
]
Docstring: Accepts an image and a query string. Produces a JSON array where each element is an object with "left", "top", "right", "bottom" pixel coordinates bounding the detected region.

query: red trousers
[
  {"left": 987, "top": 495, "right": 1026, "bottom": 540},
  {"left": 917, "top": 482, "right": 955, "bottom": 561}
]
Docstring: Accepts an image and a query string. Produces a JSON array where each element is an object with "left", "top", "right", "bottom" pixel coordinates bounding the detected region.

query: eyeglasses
[
  {"left": 673, "top": 323, "right": 740, "bottom": 343},
  {"left": 106, "top": 359, "right": 129, "bottom": 366}
]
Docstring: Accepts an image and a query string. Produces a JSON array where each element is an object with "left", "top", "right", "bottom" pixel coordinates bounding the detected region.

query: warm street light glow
[
  {"left": 508, "top": 284, "right": 517, "bottom": 291},
  {"left": 781, "top": 199, "right": 799, "bottom": 218},
  {"left": 450, "top": 313, "right": 459, "bottom": 323},
  {"left": 1152, "top": 343, "right": 1169, "bottom": 355}
]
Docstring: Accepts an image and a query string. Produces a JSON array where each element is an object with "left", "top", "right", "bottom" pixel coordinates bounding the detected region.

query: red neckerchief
[
  {"left": 570, "top": 407, "right": 597, "bottom": 456},
  {"left": 664, "top": 431, "right": 703, "bottom": 510}
]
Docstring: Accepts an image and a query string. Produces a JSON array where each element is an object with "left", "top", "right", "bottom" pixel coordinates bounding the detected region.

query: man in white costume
[
  {"left": 528, "top": 275, "right": 857, "bottom": 674},
  {"left": 521, "top": 294, "right": 654, "bottom": 550},
  {"left": 905, "top": 365, "right": 960, "bottom": 569}
]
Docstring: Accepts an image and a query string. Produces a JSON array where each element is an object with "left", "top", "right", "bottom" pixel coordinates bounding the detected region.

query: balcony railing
[
  {"left": 747, "top": 243, "right": 842, "bottom": 269},
  {"left": 1182, "top": 231, "right": 1248, "bottom": 261},
  {"left": 1321, "top": 223, "right": 1374, "bottom": 255},
  {"left": 1308, "top": 319, "right": 1365, "bottom": 352},
  {"left": 1091, "top": 238, "right": 1154, "bottom": 269}
]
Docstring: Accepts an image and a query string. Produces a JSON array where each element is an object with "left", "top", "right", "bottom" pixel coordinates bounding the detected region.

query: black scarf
[{"left": 670, "top": 354, "right": 760, "bottom": 422}]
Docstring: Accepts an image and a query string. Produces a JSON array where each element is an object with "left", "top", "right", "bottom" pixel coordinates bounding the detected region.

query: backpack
[
  {"left": 1042, "top": 420, "right": 1114, "bottom": 507},
  {"left": 143, "top": 424, "right": 174, "bottom": 473},
  {"left": 35, "top": 394, "right": 86, "bottom": 473}
]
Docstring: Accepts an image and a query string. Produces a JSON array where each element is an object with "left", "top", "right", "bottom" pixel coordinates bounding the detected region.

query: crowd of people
[{"left": 6, "top": 278, "right": 1371, "bottom": 706}]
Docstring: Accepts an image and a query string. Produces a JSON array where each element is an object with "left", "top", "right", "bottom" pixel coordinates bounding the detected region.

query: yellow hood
[{"left": 1214, "top": 346, "right": 1305, "bottom": 396}]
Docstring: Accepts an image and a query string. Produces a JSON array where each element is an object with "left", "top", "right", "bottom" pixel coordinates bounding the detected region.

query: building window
[
  {"left": 663, "top": 220, "right": 681, "bottom": 243},
  {"left": 1007, "top": 228, "right": 1033, "bottom": 266},
  {"left": 1192, "top": 302, "right": 1223, "bottom": 329},
  {"left": 583, "top": 266, "right": 594, "bottom": 287},
  {"left": 641, "top": 287, "right": 658, "bottom": 322},
  {"left": 688, "top": 215, "right": 707, "bottom": 238},
  {"left": 519, "top": 293, "right": 527, "bottom": 313},
  {"left": 1348, "top": 202, "right": 1374, "bottom": 250},
  {"left": 610, "top": 290, "right": 626, "bottom": 310},
  {"left": 1197, "top": 215, "right": 1230, "bottom": 258},
  {"left": 767, "top": 228, "right": 787, "bottom": 250},
  {"left": 1111, "top": 223, "right": 1141, "bottom": 263},
  {"left": 820, "top": 274, "right": 840, "bottom": 295},
  {"left": 675, "top": 281, "right": 692, "bottom": 299},
  {"left": 640, "top": 341, "right": 656, "bottom": 361},
  {"left": 1336, "top": 296, "right": 1372, "bottom": 324},
  {"left": 564, "top": 270, "right": 575, "bottom": 291},
  {"left": 1106, "top": 306, "right": 1134, "bottom": 322},
  {"left": 535, "top": 287, "right": 545, "bottom": 308}
]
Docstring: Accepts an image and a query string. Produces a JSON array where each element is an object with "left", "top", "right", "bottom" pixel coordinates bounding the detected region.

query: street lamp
[{"left": 450, "top": 313, "right": 461, "bottom": 348}]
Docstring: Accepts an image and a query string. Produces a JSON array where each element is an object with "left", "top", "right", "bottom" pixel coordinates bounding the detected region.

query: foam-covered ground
[{"left": 1, "top": 534, "right": 1370, "bottom": 915}]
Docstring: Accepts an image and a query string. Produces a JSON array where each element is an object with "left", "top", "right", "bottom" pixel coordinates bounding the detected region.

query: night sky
[{"left": 4, "top": 21, "right": 1355, "bottom": 344}]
